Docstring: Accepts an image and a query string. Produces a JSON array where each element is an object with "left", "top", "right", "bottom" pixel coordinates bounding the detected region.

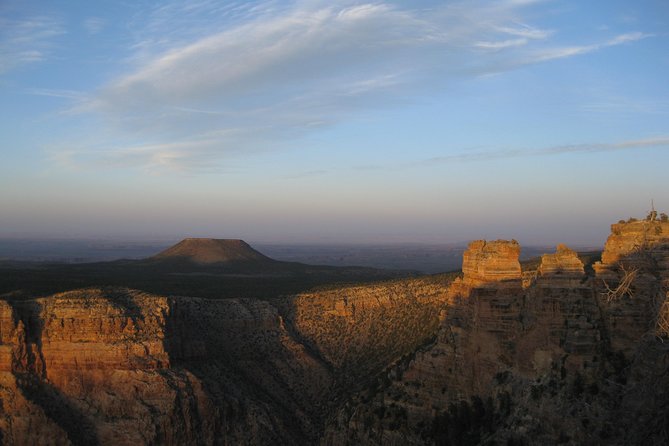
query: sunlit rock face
[
  {"left": 284, "top": 278, "right": 449, "bottom": 380},
  {"left": 324, "top": 223, "right": 669, "bottom": 446},
  {"left": 526, "top": 245, "right": 599, "bottom": 374},
  {"left": 593, "top": 219, "right": 669, "bottom": 354},
  {"left": 597, "top": 220, "right": 669, "bottom": 267},
  {"left": 537, "top": 243, "right": 585, "bottom": 285},
  {"left": 0, "top": 288, "right": 334, "bottom": 445},
  {"left": 461, "top": 240, "right": 522, "bottom": 288}
]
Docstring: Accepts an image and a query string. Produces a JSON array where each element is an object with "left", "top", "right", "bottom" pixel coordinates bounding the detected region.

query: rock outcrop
[
  {"left": 460, "top": 240, "right": 522, "bottom": 287},
  {"left": 537, "top": 243, "right": 585, "bottom": 286},
  {"left": 593, "top": 219, "right": 669, "bottom": 354},
  {"left": 597, "top": 219, "right": 669, "bottom": 268},
  {"left": 325, "top": 218, "right": 669, "bottom": 446}
]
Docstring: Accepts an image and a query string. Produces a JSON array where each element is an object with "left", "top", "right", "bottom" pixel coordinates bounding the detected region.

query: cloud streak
[
  {"left": 57, "top": 1, "right": 653, "bottom": 172},
  {"left": 423, "top": 136, "right": 669, "bottom": 165},
  {"left": 526, "top": 32, "right": 650, "bottom": 63},
  {"left": 0, "top": 15, "right": 64, "bottom": 74}
]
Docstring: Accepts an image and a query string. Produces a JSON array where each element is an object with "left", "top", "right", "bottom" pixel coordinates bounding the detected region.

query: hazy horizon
[
  {"left": 0, "top": 237, "right": 595, "bottom": 273},
  {"left": 0, "top": 221, "right": 615, "bottom": 247},
  {"left": 1, "top": 0, "right": 667, "bottom": 245}
]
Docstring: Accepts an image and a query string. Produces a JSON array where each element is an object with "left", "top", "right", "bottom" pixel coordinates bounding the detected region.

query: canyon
[{"left": 1, "top": 216, "right": 668, "bottom": 445}]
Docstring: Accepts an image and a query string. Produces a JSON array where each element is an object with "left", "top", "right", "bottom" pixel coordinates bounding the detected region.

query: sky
[{"left": 1, "top": 0, "right": 668, "bottom": 246}]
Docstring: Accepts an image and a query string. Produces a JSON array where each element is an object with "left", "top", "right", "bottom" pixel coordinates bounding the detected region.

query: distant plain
[{"left": 0, "top": 239, "right": 587, "bottom": 273}]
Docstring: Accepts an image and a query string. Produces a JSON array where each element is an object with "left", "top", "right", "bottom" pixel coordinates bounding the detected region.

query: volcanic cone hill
[
  {"left": 150, "top": 238, "right": 273, "bottom": 265},
  {"left": 0, "top": 238, "right": 412, "bottom": 300}
]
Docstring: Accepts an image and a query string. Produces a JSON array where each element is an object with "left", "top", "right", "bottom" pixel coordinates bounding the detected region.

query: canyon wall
[
  {"left": 325, "top": 219, "right": 669, "bottom": 445},
  {"left": 0, "top": 276, "right": 448, "bottom": 445},
  {"left": 2, "top": 217, "right": 668, "bottom": 445},
  {"left": 0, "top": 288, "right": 331, "bottom": 445}
]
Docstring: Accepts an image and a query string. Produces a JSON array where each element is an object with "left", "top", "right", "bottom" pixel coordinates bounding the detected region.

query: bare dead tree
[{"left": 601, "top": 264, "right": 639, "bottom": 302}]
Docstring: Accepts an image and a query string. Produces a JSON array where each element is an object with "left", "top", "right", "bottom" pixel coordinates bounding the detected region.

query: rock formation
[
  {"left": 0, "top": 288, "right": 333, "bottom": 445},
  {"left": 594, "top": 219, "right": 669, "bottom": 354},
  {"left": 2, "top": 216, "right": 669, "bottom": 445},
  {"left": 597, "top": 219, "right": 669, "bottom": 268},
  {"left": 536, "top": 243, "right": 585, "bottom": 286},
  {"left": 460, "top": 240, "right": 522, "bottom": 287},
  {"left": 282, "top": 276, "right": 450, "bottom": 389},
  {"left": 151, "top": 238, "right": 272, "bottom": 264},
  {"left": 325, "top": 217, "right": 669, "bottom": 445},
  {"left": 0, "top": 276, "right": 448, "bottom": 445}
]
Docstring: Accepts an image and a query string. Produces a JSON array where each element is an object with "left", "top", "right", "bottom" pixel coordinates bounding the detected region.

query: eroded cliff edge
[
  {"left": 0, "top": 275, "right": 448, "bottom": 445},
  {"left": 325, "top": 218, "right": 669, "bottom": 445},
  {"left": 0, "top": 289, "right": 331, "bottom": 445}
]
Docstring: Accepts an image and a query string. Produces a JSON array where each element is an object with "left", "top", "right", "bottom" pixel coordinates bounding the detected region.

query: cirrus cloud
[{"left": 57, "top": 0, "right": 652, "bottom": 172}]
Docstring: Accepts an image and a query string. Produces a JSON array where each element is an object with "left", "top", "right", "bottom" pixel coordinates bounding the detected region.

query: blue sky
[{"left": 1, "top": 0, "right": 667, "bottom": 245}]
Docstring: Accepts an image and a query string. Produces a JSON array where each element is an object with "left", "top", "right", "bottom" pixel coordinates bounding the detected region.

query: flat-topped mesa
[
  {"left": 151, "top": 238, "right": 272, "bottom": 264},
  {"left": 461, "top": 239, "right": 522, "bottom": 288},
  {"left": 537, "top": 244, "right": 585, "bottom": 286}
]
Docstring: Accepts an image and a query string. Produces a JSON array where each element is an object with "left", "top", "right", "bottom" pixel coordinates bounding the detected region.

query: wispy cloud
[
  {"left": 423, "top": 136, "right": 669, "bottom": 165},
  {"left": 83, "top": 17, "right": 105, "bottom": 35},
  {"left": 496, "top": 24, "right": 553, "bottom": 40},
  {"left": 581, "top": 96, "right": 669, "bottom": 115},
  {"left": 474, "top": 22, "right": 552, "bottom": 50},
  {"left": 57, "top": 1, "right": 653, "bottom": 172},
  {"left": 475, "top": 38, "right": 529, "bottom": 49},
  {"left": 0, "top": 15, "right": 64, "bottom": 74},
  {"left": 25, "top": 88, "right": 86, "bottom": 100},
  {"left": 49, "top": 139, "right": 229, "bottom": 174},
  {"left": 527, "top": 32, "right": 651, "bottom": 63}
]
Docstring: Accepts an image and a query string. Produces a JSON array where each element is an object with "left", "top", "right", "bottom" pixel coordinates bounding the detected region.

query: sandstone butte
[{"left": 1, "top": 216, "right": 669, "bottom": 445}]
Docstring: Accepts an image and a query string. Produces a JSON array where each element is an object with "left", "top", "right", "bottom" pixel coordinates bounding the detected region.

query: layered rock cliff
[
  {"left": 2, "top": 216, "right": 668, "bottom": 445},
  {"left": 324, "top": 217, "right": 669, "bottom": 445},
  {"left": 0, "top": 288, "right": 331, "bottom": 445},
  {"left": 0, "top": 275, "right": 450, "bottom": 445},
  {"left": 281, "top": 276, "right": 451, "bottom": 383},
  {"left": 460, "top": 240, "right": 522, "bottom": 287}
]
